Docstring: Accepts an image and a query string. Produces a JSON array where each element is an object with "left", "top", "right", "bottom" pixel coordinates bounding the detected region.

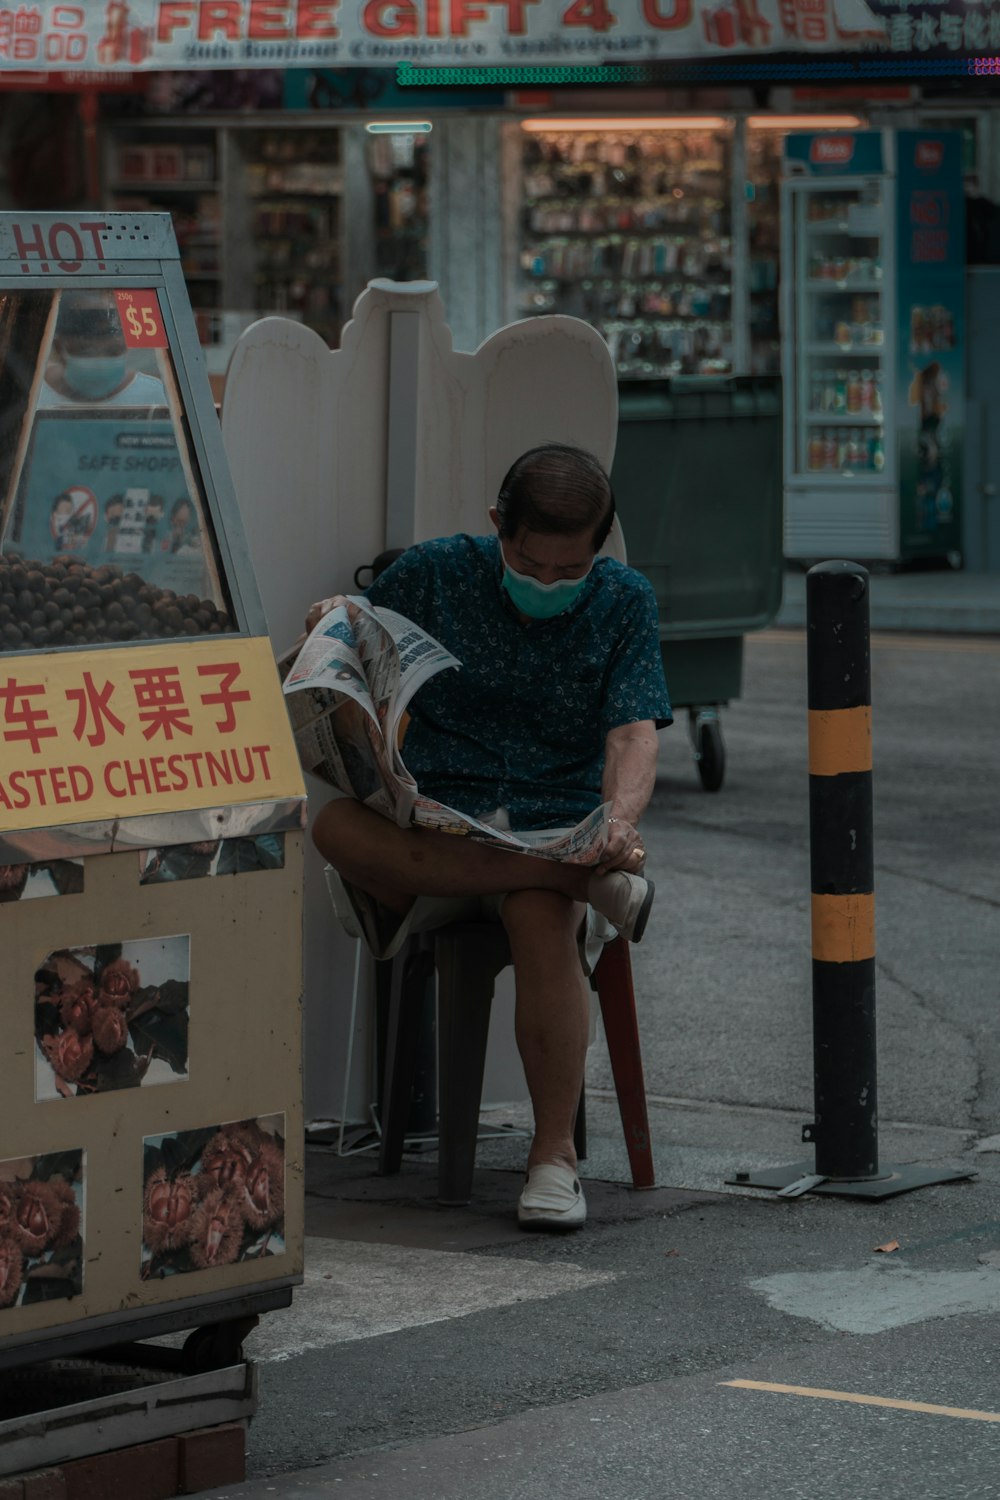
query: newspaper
[{"left": 280, "top": 596, "right": 610, "bottom": 863}]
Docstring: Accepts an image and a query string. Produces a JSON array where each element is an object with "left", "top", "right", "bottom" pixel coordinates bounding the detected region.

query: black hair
[
  {"left": 50, "top": 491, "right": 73, "bottom": 515},
  {"left": 56, "top": 295, "right": 123, "bottom": 345},
  {"left": 495, "top": 444, "right": 615, "bottom": 552}
]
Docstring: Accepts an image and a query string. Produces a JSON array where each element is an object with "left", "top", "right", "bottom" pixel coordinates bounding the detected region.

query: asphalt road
[
  {"left": 627, "top": 628, "right": 1000, "bottom": 1131},
  {"left": 199, "top": 627, "right": 1000, "bottom": 1500}
]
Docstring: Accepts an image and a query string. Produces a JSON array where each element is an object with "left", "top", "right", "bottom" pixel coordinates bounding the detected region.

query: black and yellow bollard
[
  {"left": 730, "top": 561, "right": 973, "bottom": 1200},
  {"left": 806, "top": 559, "right": 878, "bottom": 1181}
]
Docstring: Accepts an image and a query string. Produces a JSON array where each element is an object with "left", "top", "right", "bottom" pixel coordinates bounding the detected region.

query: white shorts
[{"left": 325, "top": 819, "right": 614, "bottom": 976}]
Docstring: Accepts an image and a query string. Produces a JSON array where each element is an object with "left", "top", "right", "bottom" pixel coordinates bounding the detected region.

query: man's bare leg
[
  {"left": 502, "top": 890, "right": 589, "bottom": 1174},
  {"left": 313, "top": 797, "right": 592, "bottom": 914}
]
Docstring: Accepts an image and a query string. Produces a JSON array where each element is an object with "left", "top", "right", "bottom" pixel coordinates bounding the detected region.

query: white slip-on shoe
[
  {"left": 587, "top": 871, "right": 655, "bottom": 944},
  {"left": 517, "top": 1164, "right": 587, "bottom": 1231}
]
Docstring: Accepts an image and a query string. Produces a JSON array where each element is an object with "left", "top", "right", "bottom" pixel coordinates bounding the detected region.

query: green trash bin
[{"left": 612, "top": 376, "right": 783, "bottom": 791}]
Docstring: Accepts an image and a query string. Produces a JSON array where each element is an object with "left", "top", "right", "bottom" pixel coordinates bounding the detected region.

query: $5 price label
[{"left": 114, "top": 289, "right": 168, "bottom": 350}]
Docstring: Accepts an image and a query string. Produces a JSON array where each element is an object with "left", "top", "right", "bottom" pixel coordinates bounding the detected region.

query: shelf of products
[
  {"left": 234, "top": 129, "right": 343, "bottom": 348},
  {"left": 102, "top": 120, "right": 375, "bottom": 354},
  {"left": 805, "top": 428, "right": 886, "bottom": 476},
  {"left": 368, "top": 130, "right": 429, "bottom": 283},
  {"left": 518, "top": 127, "right": 733, "bottom": 381},
  {"left": 106, "top": 127, "right": 222, "bottom": 343},
  {"left": 790, "top": 180, "right": 886, "bottom": 481},
  {"left": 746, "top": 129, "right": 782, "bottom": 376}
]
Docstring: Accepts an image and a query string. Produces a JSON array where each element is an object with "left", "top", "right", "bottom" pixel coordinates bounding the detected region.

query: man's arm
[{"left": 597, "top": 719, "right": 659, "bottom": 874}]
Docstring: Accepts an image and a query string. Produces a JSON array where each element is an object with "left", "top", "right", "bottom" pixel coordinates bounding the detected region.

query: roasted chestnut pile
[{"left": 0, "top": 556, "right": 233, "bottom": 650}]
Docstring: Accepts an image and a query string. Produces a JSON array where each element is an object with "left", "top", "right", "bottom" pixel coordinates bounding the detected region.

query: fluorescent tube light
[
  {"left": 365, "top": 121, "right": 433, "bottom": 134},
  {"left": 519, "top": 117, "right": 731, "bottom": 132}
]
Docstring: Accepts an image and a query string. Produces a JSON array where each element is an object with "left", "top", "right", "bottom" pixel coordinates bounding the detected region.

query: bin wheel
[
  {"left": 695, "top": 716, "right": 725, "bottom": 793},
  {"left": 182, "top": 1315, "right": 258, "bottom": 1373}
]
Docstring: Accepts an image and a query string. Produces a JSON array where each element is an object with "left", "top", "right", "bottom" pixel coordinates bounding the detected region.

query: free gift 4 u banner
[{"left": 2, "top": 0, "right": 999, "bottom": 69}]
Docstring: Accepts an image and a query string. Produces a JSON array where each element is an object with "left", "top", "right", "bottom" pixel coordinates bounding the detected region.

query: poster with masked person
[
  {"left": 0, "top": 290, "right": 227, "bottom": 609},
  {"left": 38, "top": 291, "right": 166, "bottom": 411}
]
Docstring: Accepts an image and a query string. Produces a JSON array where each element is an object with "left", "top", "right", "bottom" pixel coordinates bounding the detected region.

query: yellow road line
[
  {"left": 754, "top": 629, "right": 1000, "bottom": 654},
  {"left": 722, "top": 1379, "right": 1000, "bottom": 1423},
  {"left": 869, "top": 636, "right": 1000, "bottom": 654}
]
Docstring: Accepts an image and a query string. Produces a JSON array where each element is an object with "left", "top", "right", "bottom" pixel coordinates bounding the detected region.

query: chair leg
[
  {"left": 434, "top": 926, "right": 508, "bottom": 1206},
  {"left": 573, "top": 1082, "right": 587, "bottom": 1162},
  {"left": 374, "top": 955, "right": 393, "bottom": 1117},
  {"left": 378, "top": 935, "right": 435, "bottom": 1176},
  {"left": 592, "top": 937, "right": 655, "bottom": 1189}
]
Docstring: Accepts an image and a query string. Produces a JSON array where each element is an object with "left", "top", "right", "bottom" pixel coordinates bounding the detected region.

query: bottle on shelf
[
  {"left": 833, "top": 370, "right": 849, "bottom": 415},
  {"left": 809, "top": 372, "right": 824, "bottom": 413}
]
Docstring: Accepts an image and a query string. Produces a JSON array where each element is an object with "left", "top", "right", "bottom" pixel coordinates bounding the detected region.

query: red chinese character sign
[
  {"left": 0, "top": 637, "right": 304, "bottom": 832},
  {"left": 0, "top": 0, "right": 995, "bottom": 65}
]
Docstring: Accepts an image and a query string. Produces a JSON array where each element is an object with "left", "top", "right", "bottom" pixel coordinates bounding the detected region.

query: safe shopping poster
[{"left": 8, "top": 411, "right": 213, "bottom": 600}]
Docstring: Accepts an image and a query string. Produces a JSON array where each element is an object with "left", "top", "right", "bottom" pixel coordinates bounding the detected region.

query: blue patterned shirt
[{"left": 367, "top": 534, "right": 672, "bottom": 830}]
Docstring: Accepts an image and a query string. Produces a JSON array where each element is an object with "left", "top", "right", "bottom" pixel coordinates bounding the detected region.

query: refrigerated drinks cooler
[{"left": 782, "top": 130, "right": 965, "bottom": 563}]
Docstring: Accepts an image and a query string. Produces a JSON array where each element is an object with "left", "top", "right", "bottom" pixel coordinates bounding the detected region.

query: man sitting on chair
[{"left": 309, "top": 444, "right": 672, "bottom": 1230}]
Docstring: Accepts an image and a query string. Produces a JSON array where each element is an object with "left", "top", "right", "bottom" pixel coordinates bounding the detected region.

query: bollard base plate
[{"left": 727, "top": 1159, "right": 975, "bottom": 1199}]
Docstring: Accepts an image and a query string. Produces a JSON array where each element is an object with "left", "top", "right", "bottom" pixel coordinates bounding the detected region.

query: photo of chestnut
[
  {"left": 141, "top": 1115, "right": 285, "bottom": 1280},
  {"left": 0, "top": 1151, "right": 84, "bottom": 1311},
  {"left": 0, "top": 859, "right": 83, "bottom": 904},
  {"left": 34, "top": 937, "right": 190, "bottom": 1100},
  {"left": 139, "top": 834, "right": 285, "bottom": 885}
]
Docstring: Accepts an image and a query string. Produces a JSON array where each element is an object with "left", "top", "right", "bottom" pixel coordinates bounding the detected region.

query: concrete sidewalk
[{"left": 774, "top": 565, "right": 1000, "bottom": 633}]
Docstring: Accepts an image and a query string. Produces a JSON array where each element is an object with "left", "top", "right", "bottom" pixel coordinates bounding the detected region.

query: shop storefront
[
  {"left": 88, "top": 96, "right": 856, "bottom": 382},
  {"left": 1, "top": 66, "right": 992, "bottom": 390},
  {"left": 92, "top": 96, "right": 988, "bottom": 394}
]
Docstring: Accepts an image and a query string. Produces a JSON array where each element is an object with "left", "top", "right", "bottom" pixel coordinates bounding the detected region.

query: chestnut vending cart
[{"left": 0, "top": 213, "right": 306, "bottom": 1390}]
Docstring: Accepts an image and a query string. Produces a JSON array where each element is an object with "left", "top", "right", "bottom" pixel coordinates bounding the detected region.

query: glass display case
[
  {"left": 0, "top": 289, "right": 236, "bottom": 638},
  {"left": 0, "top": 213, "right": 306, "bottom": 1372},
  {"left": 517, "top": 123, "right": 734, "bottom": 381}
]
